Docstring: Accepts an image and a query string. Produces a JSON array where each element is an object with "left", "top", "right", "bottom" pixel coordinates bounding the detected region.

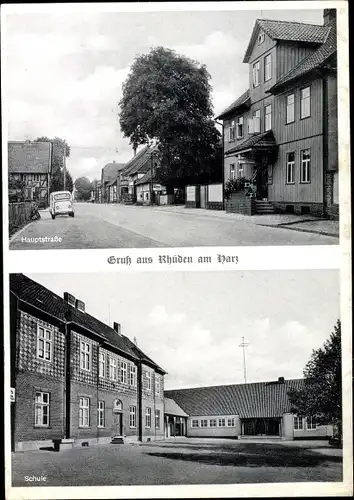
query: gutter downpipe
[{"left": 215, "top": 119, "right": 225, "bottom": 210}]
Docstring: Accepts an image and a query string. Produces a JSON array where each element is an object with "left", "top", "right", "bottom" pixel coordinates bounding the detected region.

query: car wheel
[
  {"left": 70, "top": 212, "right": 75, "bottom": 217},
  {"left": 51, "top": 213, "right": 55, "bottom": 220}
]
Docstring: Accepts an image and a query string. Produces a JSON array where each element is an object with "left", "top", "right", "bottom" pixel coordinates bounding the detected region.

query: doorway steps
[
  {"left": 255, "top": 200, "right": 276, "bottom": 214},
  {"left": 111, "top": 435, "right": 124, "bottom": 444}
]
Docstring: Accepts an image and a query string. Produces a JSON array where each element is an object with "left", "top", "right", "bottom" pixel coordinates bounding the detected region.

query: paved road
[
  {"left": 9, "top": 203, "right": 338, "bottom": 250},
  {"left": 11, "top": 438, "right": 342, "bottom": 487}
]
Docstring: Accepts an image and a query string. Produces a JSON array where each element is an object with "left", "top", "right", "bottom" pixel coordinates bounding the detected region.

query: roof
[
  {"left": 225, "top": 131, "right": 277, "bottom": 156},
  {"left": 243, "top": 19, "right": 330, "bottom": 63},
  {"left": 102, "top": 163, "right": 125, "bottom": 184},
  {"left": 135, "top": 170, "right": 154, "bottom": 186},
  {"left": 123, "top": 145, "right": 159, "bottom": 177},
  {"left": 215, "top": 90, "right": 250, "bottom": 120},
  {"left": 164, "top": 397, "right": 189, "bottom": 417},
  {"left": 10, "top": 274, "right": 166, "bottom": 374},
  {"left": 269, "top": 17, "right": 336, "bottom": 93},
  {"left": 165, "top": 379, "right": 304, "bottom": 418},
  {"left": 8, "top": 141, "right": 51, "bottom": 174}
]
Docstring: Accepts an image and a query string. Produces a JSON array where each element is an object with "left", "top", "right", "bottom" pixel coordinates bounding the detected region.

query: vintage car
[{"left": 49, "top": 191, "right": 75, "bottom": 219}]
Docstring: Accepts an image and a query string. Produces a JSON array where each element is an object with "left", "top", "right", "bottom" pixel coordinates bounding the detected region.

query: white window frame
[
  {"left": 146, "top": 371, "right": 151, "bottom": 391},
  {"left": 155, "top": 377, "right": 160, "bottom": 395},
  {"left": 79, "top": 397, "right": 90, "bottom": 427},
  {"left": 227, "top": 418, "right": 235, "bottom": 427},
  {"left": 286, "top": 152, "right": 295, "bottom": 184},
  {"left": 248, "top": 118, "right": 254, "bottom": 134},
  {"left": 35, "top": 391, "right": 50, "bottom": 427},
  {"left": 109, "top": 357, "right": 118, "bottom": 381},
  {"left": 253, "top": 109, "right": 261, "bottom": 133},
  {"left": 155, "top": 409, "right": 161, "bottom": 429},
  {"left": 306, "top": 416, "right": 317, "bottom": 430},
  {"left": 120, "top": 361, "right": 127, "bottom": 384},
  {"left": 264, "top": 104, "right": 272, "bottom": 132},
  {"left": 264, "top": 53, "right": 272, "bottom": 82},
  {"left": 230, "top": 163, "right": 236, "bottom": 180},
  {"left": 209, "top": 419, "right": 217, "bottom": 428},
  {"left": 300, "top": 86, "right": 311, "bottom": 119},
  {"left": 300, "top": 149, "right": 311, "bottom": 183},
  {"left": 218, "top": 418, "right": 226, "bottom": 427},
  {"left": 200, "top": 419, "right": 208, "bottom": 428},
  {"left": 286, "top": 93, "right": 295, "bottom": 124},
  {"left": 145, "top": 407, "right": 152, "bottom": 428},
  {"left": 191, "top": 419, "right": 199, "bottom": 428},
  {"left": 129, "top": 405, "right": 137, "bottom": 428},
  {"left": 37, "top": 325, "right": 53, "bottom": 362},
  {"left": 236, "top": 116, "right": 244, "bottom": 139},
  {"left": 294, "top": 415, "right": 304, "bottom": 430},
  {"left": 228, "top": 120, "right": 236, "bottom": 142},
  {"left": 253, "top": 61, "right": 260, "bottom": 87},
  {"left": 258, "top": 32, "right": 265, "bottom": 45},
  {"left": 99, "top": 352, "right": 106, "bottom": 378},
  {"left": 238, "top": 161, "right": 244, "bottom": 178},
  {"left": 129, "top": 365, "right": 137, "bottom": 386},
  {"left": 80, "top": 341, "right": 91, "bottom": 371},
  {"left": 97, "top": 401, "right": 105, "bottom": 428}
]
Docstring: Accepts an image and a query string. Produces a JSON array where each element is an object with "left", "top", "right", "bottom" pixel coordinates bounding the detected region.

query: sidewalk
[{"left": 151, "top": 205, "right": 339, "bottom": 238}]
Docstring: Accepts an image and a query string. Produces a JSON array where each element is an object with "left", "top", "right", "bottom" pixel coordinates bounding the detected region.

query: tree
[
  {"left": 74, "top": 176, "right": 92, "bottom": 201},
  {"left": 34, "top": 136, "right": 73, "bottom": 192},
  {"left": 119, "top": 47, "right": 221, "bottom": 188},
  {"left": 288, "top": 320, "right": 342, "bottom": 438},
  {"left": 8, "top": 177, "right": 26, "bottom": 202}
]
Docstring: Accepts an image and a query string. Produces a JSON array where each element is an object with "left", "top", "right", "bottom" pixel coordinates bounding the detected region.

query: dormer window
[{"left": 258, "top": 32, "right": 265, "bottom": 45}]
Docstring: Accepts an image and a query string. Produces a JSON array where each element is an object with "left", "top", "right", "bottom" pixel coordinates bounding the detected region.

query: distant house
[
  {"left": 165, "top": 377, "right": 333, "bottom": 440},
  {"left": 100, "top": 162, "right": 125, "bottom": 203},
  {"left": 8, "top": 140, "right": 52, "bottom": 206},
  {"left": 164, "top": 397, "right": 188, "bottom": 438},
  {"left": 216, "top": 9, "right": 338, "bottom": 219},
  {"left": 135, "top": 170, "right": 168, "bottom": 205}
]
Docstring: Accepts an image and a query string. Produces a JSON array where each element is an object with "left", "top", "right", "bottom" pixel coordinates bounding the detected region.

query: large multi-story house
[
  {"left": 8, "top": 140, "right": 52, "bottom": 206},
  {"left": 10, "top": 274, "right": 166, "bottom": 452},
  {"left": 216, "top": 9, "right": 338, "bottom": 219}
]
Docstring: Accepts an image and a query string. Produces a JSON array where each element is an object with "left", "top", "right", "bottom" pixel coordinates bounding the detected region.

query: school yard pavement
[
  {"left": 11, "top": 438, "right": 342, "bottom": 487},
  {"left": 9, "top": 203, "right": 338, "bottom": 250}
]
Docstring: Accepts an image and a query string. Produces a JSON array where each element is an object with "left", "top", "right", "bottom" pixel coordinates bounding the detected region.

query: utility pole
[
  {"left": 63, "top": 144, "right": 67, "bottom": 191},
  {"left": 239, "top": 337, "right": 249, "bottom": 384}
]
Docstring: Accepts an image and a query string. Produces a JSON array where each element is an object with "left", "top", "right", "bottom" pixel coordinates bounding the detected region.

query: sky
[
  {"left": 26, "top": 270, "right": 339, "bottom": 389},
  {"left": 4, "top": 5, "right": 324, "bottom": 181}
]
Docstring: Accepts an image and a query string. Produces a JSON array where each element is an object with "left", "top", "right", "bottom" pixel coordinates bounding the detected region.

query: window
[
  {"left": 146, "top": 371, "right": 151, "bottom": 390},
  {"left": 79, "top": 397, "right": 90, "bottom": 427},
  {"left": 191, "top": 419, "right": 199, "bottom": 428},
  {"left": 230, "top": 164, "right": 236, "bottom": 180},
  {"left": 236, "top": 116, "right": 244, "bottom": 138},
  {"left": 200, "top": 419, "right": 208, "bottom": 427},
  {"left": 218, "top": 418, "right": 226, "bottom": 427},
  {"left": 209, "top": 419, "right": 217, "bottom": 427},
  {"left": 99, "top": 352, "right": 106, "bottom": 378},
  {"left": 228, "top": 120, "right": 236, "bottom": 142},
  {"left": 97, "top": 401, "right": 105, "bottom": 427},
  {"left": 35, "top": 391, "right": 49, "bottom": 426},
  {"left": 286, "top": 152, "right": 295, "bottom": 184},
  {"left": 306, "top": 416, "right": 317, "bottom": 430},
  {"left": 155, "top": 377, "right": 160, "bottom": 395},
  {"left": 121, "top": 361, "right": 127, "bottom": 384},
  {"left": 129, "top": 406, "right": 136, "bottom": 428},
  {"left": 80, "top": 341, "right": 91, "bottom": 371},
  {"left": 264, "top": 54, "right": 272, "bottom": 81},
  {"left": 129, "top": 365, "right": 137, "bottom": 386},
  {"left": 258, "top": 32, "right": 265, "bottom": 45},
  {"left": 253, "top": 110, "right": 261, "bottom": 133},
  {"left": 37, "top": 326, "right": 52, "bottom": 361},
  {"left": 227, "top": 418, "right": 235, "bottom": 427},
  {"left": 145, "top": 407, "right": 152, "bottom": 428},
  {"left": 109, "top": 357, "right": 118, "bottom": 381},
  {"left": 155, "top": 409, "right": 161, "bottom": 429},
  {"left": 300, "top": 149, "right": 311, "bottom": 183},
  {"left": 264, "top": 104, "right": 272, "bottom": 131},
  {"left": 294, "top": 416, "right": 303, "bottom": 430},
  {"left": 253, "top": 61, "right": 260, "bottom": 87},
  {"left": 238, "top": 162, "right": 244, "bottom": 177},
  {"left": 248, "top": 117, "right": 254, "bottom": 134},
  {"left": 286, "top": 94, "right": 295, "bottom": 124},
  {"left": 300, "top": 87, "right": 311, "bottom": 119}
]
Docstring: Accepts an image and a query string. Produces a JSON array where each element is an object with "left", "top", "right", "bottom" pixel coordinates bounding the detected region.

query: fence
[{"left": 9, "top": 202, "right": 36, "bottom": 236}]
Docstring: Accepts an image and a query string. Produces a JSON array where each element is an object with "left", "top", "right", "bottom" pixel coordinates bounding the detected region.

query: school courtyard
[{"left": 11, "top": 437, "right": 342, "bottom": 487}]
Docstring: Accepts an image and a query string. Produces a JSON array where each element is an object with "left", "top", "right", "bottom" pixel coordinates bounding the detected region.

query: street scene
[
  {"left": 9, "top": 270, "right": 343, "bottom": 488},
  {"left": 10, "top": 202, "right": 338, "bottom": 250},
  {"left": 5, "top": 7, "right": 340, "bottom": 249}
]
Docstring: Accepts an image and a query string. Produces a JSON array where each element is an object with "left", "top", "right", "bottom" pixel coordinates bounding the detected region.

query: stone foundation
[
  {"left": 271, "top": 202, "right": 324, "bottom": 218},
  {"left": 206, "top": 201, "right": 223, "bottom": 210},
  {"left": 185, "top": 201, "right": 197, "bottom": 209},
  {"left": 225, "top": 192, "right": 256, "bottom": 216}
]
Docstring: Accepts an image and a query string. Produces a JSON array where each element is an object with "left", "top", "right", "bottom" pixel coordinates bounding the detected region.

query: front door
[
  {"left": 256, "top": 169, "right": 268, "bottom": 200},
  {"left": 113, "top": 412, "right": 123, "bottom": 436}
]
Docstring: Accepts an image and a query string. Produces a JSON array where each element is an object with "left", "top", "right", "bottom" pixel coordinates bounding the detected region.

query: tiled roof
[
  {"left": 102, "top": 163, "right": 125, "bottom": 184},
  {"left": 123, "top": 145, "right": 158, "bottom": 177},
  {"left": 226, "top": 131, "right": 276, "bottom": 156},
  {"left": 215, "top": 90, "right": 250, "bottom": 120},
  {"left": 269, "top": 18, "right": 336, "bottom": 93},
  {"left": 244, "top": 19, "right": 329, "bottom": 63},
  {"left": 164, "top": 397, "right": 189, "bottom": 417},
  {"left": 165, "top": 379, "right": 304, "bottom": 418},
  {"left": 10, "top": 274, "right": 166, "bottom": 373},
  {"left": 8, "top": 141, "right": 52, "bottom": 174},
  {"left": 135, "top": 170, "right": 153, "bottom": 186}
]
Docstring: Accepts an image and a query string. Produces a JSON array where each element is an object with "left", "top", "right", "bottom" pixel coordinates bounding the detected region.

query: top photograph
[{"left": 4, "top": 6, "right": 342, "bottom": 250}]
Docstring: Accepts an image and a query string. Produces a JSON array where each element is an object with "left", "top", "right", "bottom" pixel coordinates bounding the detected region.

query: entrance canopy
[{"left": 225, "top": 131, "right": 277, "bottom": 165}]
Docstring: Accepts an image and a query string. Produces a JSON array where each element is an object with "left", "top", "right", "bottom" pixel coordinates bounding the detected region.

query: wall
[
  {"left": 282, "top": 413, "right": 294, "bottom": 440},
  {"left": 8, "top": 202, "right": 37, "bottom": 237},
  {"left": 141, "top": 365, "right": 165, "bottom": 441},
  {"left": 326, "top": 73, "right": 338, "bottom": 172},
  {"left": 226, "top": 191, "right": 256, "bottom": 215},
  {"left": 208, "top": 184, "right": 223, "bottom": 202},
  {"left": 187, "top": 415, "right": 241, "bottom": 438},
  {"left": 276, "top": 42, "right": 315, "bottom": 81}
]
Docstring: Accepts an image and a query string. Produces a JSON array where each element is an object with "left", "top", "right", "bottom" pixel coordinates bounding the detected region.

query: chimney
[
  {"left": 64, "top": 292, "right": 76, "bottom": 307},
  {"left": 323, "top": 8, "right": 336, "bottom": 25},
  {"left": 75, "top": 299, "right": 85, "bottom": 313},
  {"left": 278, "top": 377, "right": 285, "bottom": 384},
  {"left": 113, "top": 322, "right": 121, "bottom": 335}
]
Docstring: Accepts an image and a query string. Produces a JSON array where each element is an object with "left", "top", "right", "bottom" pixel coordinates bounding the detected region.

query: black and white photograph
[
  {"left": 9, "top": 270, "right": 342, "bottom": 486},
  {"left": 4, "top": 4, "right": 341, "bottom": 249}
]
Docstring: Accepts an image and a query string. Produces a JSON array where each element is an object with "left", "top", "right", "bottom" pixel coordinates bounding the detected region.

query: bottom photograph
[{"left": 8, "top": 270, "right": 342, "bottom": 486}]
